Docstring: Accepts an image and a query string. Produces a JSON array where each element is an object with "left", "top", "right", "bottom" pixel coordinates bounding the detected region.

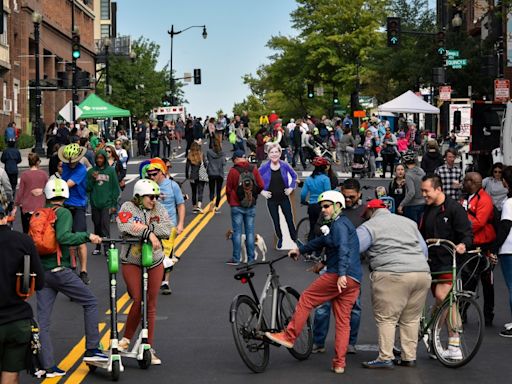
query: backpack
[
  {"left": 5, "top": 126, "right": 16, "bottom": 142},
  {"left": 414, "top": 132, "right": 422, "bottom": 145},
  {"left": 279, "top": 130, "right": 289, "bottom": 148},
  {"left": 234, "top": 165, "right": 259, "bottom": 208},
  {"left": 29, "top": 207, "right": 62, "bottom": 265}
]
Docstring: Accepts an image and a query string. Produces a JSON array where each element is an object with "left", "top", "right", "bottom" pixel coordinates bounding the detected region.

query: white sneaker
[
  {"left": 441, "top": 346, "right": 463, "bottom": 361},
  {"left": 504, "top": 322, "right": 512, "bottom": 330},
  {"left": 150, "top": 348, "right": 162, "bottom": 365}
]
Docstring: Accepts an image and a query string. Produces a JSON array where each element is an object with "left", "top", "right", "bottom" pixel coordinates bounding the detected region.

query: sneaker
[
  {"left": 504, "top": 322, "right": 512, "bottom": 330},
  {"left": 150, "top": 348, "right": 161, "bottom": 365},
  {"left": 225, "top": 259, "right": 240, "bottom": 266},
  {"left": 92, "top": 249, "right": 101, "bottom": 255},
  {"left": 83, "top": 348, "right": 109, "bottom": 362},
  {"left": 347, "top": 344, "right": 357, "bottom": 354},
  {"left": 440, "top": 346, "right": 463, "bottom": 360},
  {"left": 499, "top": 328, "right": 512, "bottom": 337},
  {"left": 79, "top": 271, "right": 90, "bottom": 285},
  {"left": 118, "top": 337, "right": 130, "bottom": 352},
  {"left": 161, "top": 283, "right": 172, "bottom": 295},
  {"left": 45, "top": 366, "right": 66, "bottom": 378},
  {"left": 331, "top": 366, "right": 345, "bottom": 374},
  {"left": 264, "top": 331, "right": 293, "bottom": 348},
  {"left": 361, "top": 359, "right": 394, "bottom": 369},
  {"left": 312, "top": 344, "right": 326, "bottom": 354},
  {"left": 393, "top": 359, "right": 417, "bottom": 367}
]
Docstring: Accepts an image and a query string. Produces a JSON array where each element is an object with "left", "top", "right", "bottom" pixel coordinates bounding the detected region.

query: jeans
[
  {"left": 37, "top": 269, "right": 100, "bottom": 369},
  {"left": 292, "top": 146, "right": 306, "bottom": 169},
  {"left": 230, "top": 206, "right": 256, "bottom": 262},
  {"left": 381, "top": 153, "right": 396, "bottom": 178},
  {"left": 313, "top": 291, "right": 362, "bottom": 347},
  {"left": 403, "top": 204, "right": 425, "bottom": 225},
  {"left": 499, "top": 254, "right": 512, "bottom": 317},
  {"left": 266, "top": 198, "right": 297, "bottom": 241}
]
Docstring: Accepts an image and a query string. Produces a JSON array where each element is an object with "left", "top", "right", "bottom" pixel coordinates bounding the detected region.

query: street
[{"left": 15, "top": 144, "right": 511, "bottom": 384}]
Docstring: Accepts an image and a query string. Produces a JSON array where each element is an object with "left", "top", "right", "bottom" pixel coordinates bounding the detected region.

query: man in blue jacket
[{"left": 266, "top": 190, "right": 361, "bottom": 374}]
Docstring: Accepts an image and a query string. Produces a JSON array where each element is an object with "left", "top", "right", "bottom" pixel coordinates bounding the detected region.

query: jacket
[
  {"left": 86, "top": 150, "right": 120, "bottom": 209},
  {"left": 419, "top": 196, "right": 473, "bottom": 272},
  {"left": 226, "top": 160, "right": 264, "bottom": 207},
  {"left": 400, "top": 166, "right": 425, "bottom": 208},
  {"left": 258, "top": 160, "right": 297, "bottom": 190},
  {"left": 464, "top": 188, "right": 496, "bottom": 246},
  {"left": 206, "top": 149, "right": 226, "bottom": 177},
  {"left": 299, "top": 214, "right": 362, "bottom": 282},
  {"left": 300, "top": 174, "right": 331, "bottom": 204},
  {"left": 420, "top": 151, "right": 444, "bottom": 174},
  {"left": 1, "top": 147, "right": 21, "bottom": 174}
]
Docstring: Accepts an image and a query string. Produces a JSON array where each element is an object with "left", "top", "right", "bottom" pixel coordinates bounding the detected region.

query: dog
[{"left": 225, "top": 229, "right": 267, "bottom": 263}]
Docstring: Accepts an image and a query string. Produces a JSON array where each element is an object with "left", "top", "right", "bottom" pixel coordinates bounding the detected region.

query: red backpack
[{"left": 29, "top": 207, "right": 62, "bottom": 265}]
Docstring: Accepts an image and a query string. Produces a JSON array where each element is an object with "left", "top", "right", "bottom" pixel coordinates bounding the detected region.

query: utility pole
[{"left": 71, "top": 0, "right": 77, "bottom": 124}]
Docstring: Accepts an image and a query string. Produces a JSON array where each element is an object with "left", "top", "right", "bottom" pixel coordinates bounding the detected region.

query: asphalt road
[{"left": 15, "top": 142, "right": 512, "bottom": 383}]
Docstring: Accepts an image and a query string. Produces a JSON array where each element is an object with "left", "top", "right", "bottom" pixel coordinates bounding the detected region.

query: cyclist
[
  {"left": 358, "top": 199, "right": 430, "bottom": 369},
  {"left": 420, "top": 174, "right": 472, "bottom": 361},
  {"left": 265, "top": 191, "right": 361, "bottom": 374},
  {"left": 116, "top": 179, "right": 171, "bottom": 365}
]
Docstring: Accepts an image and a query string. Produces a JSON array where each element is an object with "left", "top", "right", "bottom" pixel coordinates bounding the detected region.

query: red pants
[
  {"left": 122, "top": 263, "right": 164, "bottom": 346},
  {"left": 284, "top": 272, "right": 360, "bottom": 368}
]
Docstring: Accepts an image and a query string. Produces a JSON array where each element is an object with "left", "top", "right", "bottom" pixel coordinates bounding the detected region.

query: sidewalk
[{"left": 0, "top": 147, "right": 50, "bottom": 169}]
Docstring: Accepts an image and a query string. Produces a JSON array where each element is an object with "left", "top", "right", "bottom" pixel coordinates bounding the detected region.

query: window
[
  {"left": 13, "top": 81, "right": 19, "bottom": 115},
  {"left": 100, "top": 24, "right": 110, "bottom": 38},
  {"left": 100, "top": 0, "right": 110, "bottom": 20},
  {"left": 0, "top": 13, "right": 7, "bottom": 46}
]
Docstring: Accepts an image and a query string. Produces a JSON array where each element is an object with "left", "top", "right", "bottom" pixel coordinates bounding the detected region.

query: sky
[{"left": 117, "top": 0, "right": 298, "bottom": 118}]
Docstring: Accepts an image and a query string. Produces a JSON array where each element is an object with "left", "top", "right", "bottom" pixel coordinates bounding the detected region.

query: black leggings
[
  {"left": 190, "top": 180, "right": 205, "bottom": 205},
  {"left": 267, "top": 198, "right": 297, "bottom": 241},
  {"left": 208, "top": 176, "right": 223, "bottom": 207},
  {"left": 307, "top": 203, "right": 321, "bottom": 242}
]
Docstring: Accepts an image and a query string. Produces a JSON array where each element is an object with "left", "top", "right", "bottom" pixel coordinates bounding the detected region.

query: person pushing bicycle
[{"left": 265, "top": 190, "right": 361, "bottom": 374}]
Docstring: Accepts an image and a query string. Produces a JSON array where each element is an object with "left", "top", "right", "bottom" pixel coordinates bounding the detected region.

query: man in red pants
[{"left": 265, "top": 190, "right": 362, "bottom": 374}]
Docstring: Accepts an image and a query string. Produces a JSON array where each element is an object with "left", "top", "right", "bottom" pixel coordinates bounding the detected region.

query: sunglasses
[
  {"left": 145, "top": 195, "right": 159, "bottom": 201},
  {"left": 147, "top": 172, "right": 159, "bottom": 178},
  {"left": 106, "top": 150, "right": 112, "bottom": 153},
  {"left": 321, "top": 203, "right": 333, "bottom": 209}
]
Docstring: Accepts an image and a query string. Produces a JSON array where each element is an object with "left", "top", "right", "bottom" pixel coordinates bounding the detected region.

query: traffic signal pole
[{"left": 71, "top": 0, "right": 77, "bottom": 124}]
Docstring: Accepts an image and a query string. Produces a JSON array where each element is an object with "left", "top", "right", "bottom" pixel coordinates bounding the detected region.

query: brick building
[{"left": 0, "top": 0, "right": 95, "bottom": 136}]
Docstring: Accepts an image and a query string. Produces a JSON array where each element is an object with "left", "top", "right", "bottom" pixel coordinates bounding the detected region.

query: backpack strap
[{"left": 51, "top": 206, "right": 62, "bottom": 266}]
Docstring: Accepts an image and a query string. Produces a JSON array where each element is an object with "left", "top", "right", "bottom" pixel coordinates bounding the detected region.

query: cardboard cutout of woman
[{"left": 258, "top": 143, "right": 298, "bottom": 250}]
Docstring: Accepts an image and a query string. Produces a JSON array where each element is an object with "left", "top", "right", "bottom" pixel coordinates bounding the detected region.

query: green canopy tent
[{"left": 78, "top": 93, "right": 133, "bottom": 155}]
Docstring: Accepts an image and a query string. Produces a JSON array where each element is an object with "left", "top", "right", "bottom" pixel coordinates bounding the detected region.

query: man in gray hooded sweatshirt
[{"left": 397, "top": 150, "right": 425, "bottom": 224}]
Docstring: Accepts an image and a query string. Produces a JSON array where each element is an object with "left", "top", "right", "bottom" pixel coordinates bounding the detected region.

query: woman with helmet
[
  {"left": 116, "top": 179, "right": 171, "bottom": 365},
  {"left": 265, "top": 190, "right": 362, "bottom": 374},
  {"left": 300, "top": 157, "right": 332, "bottom": 243}
]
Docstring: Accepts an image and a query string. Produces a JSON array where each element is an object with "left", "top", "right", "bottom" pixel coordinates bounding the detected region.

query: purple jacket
[{"left": 258, "top": 160, "right": 298, "bottom": 190}]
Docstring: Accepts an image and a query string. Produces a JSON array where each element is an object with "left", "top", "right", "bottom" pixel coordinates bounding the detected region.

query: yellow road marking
[
  {"left": 41, "top": 323, "right": 107, "bottom": 384},
  {"left": 64, "top": 323, "right": 126, "bottom": 383},
  {"left": 123, "top": 302, "right": 132, "bottom": 315},
  {"left": 105, "top": 290, "right": 131, "bottom": 315}
]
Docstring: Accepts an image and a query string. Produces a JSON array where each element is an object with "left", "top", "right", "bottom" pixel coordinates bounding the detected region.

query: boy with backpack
[
  {"left": 225, "top": 150, "right": 264, "bottom": 265},
  {"left": 30, "top": 178, "right": 106, "bottom": 377}
]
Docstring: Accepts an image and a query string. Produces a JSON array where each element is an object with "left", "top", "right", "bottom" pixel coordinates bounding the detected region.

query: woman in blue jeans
[
  {"left": 259, "top": 143, "right": 298, "bottom": 248},
  {"left": 497, "top": 166, "right": 512, "bottom": 337}
]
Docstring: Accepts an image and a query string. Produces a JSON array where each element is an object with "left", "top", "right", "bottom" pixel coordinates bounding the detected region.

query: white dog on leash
[{"left": 225, "top": 230, "right": 267, "bottom": 263}]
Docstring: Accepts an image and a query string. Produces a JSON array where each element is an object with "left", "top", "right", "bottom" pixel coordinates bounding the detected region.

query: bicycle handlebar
[
  {"left": 236, "top": 254, "right": 290, "bottom": 271},
  {"left": 426, "top": 238, "right": 457, "bottom": 249},
  {"left": 102, "top": 238, "right": 145, "bottom": 244}
]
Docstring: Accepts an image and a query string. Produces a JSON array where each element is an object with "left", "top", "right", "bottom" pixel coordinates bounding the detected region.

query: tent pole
[{"left": 129, "top": 116, "right": 134, "bottom": 158}]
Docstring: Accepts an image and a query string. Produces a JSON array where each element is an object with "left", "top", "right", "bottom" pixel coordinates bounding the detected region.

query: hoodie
[
  {"left": 420, "top": 151, "right": 444, "bottom": 174},
  {"left": 206, "top": 148, "right": 226, "bottom": 177},
  {"left": 400, "top": 165, "right": 426, "bottom": 208},
  {"left": 86, "top": 149, "right": 120, "bottom": 209}
]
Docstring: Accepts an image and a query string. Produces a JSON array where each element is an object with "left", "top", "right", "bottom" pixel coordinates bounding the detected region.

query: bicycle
[
  {"left": 229, "top": 254, "right": 313, "bottom": 373},
  {"left": 419, "top": 238, "right": 488, "bottom": 368}
]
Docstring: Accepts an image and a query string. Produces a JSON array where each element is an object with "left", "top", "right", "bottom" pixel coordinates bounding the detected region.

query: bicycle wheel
[
  {"left": 432, "top": 295, "right": 484, "bottom": 368},
  {"left": 295, "top": 217, "right": 310, "bottom": 247},
  {"left": 231, "top": 295, "right": 269, "bottom": 373},
  {"left": 277, "top": 287, "right": 313, "bottom": 360}
]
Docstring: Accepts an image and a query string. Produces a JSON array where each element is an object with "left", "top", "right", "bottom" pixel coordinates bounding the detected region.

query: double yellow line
[{"left": 43, "top": 187, "right": 227, "bottom": 383}]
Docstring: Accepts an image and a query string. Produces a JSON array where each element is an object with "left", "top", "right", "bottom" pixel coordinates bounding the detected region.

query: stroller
[{"left": 351, "top": 145, "right": 369, "bottom": 178}]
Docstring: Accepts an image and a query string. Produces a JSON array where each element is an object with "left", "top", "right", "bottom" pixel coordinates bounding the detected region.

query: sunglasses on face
[
  {"left": 321, "top": 203, "right": 333, "bottom": 209},
  {"left": 147, "top": 172, "right": 159, "bottom": 178},
  {"left": 106, "top": 150, "right": 112, "bottom": 153},
  {"left": 145, "top": 195, "right": 159, "bottom": 201}
]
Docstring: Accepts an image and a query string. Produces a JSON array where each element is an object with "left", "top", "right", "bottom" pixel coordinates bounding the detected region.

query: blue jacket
[
  {"left": 300, "top": 174, "right": 331, "bottom": 204},
  {"left": 299, "top": 214, "right": 362, "bottom": 282},
  {"left": 258, "top": 160, "right": 297, "bottom": 190},
  {"left": 1, "top": 147, "right": 21, "bottom": 174}
]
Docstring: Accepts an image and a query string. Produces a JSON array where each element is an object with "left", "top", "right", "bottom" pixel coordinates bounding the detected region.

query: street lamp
[
  {"left": 452, "top": 13, "right": 463, "bottom": 29},
  {"left": 167, "top": 24, "right": 207, "bottom": 105},
  {"left": 104, "top": 38, "right": 111, "bottom": 97},
  {"left": 32, "top": 11, "right": 44, "bottom": 155}
]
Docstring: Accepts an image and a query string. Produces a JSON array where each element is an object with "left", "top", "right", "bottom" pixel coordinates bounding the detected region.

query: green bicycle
[{"left": 419, "top": 238, "right": 488, "bottom": 368}]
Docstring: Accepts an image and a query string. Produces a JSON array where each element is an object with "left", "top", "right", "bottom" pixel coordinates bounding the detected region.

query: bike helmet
[
  {"left": 133, "top": 179, "right": 160, "bottom": 198},
  {"left": 58, "top": 143, "right": 86, "bottom": 163},
  {"left": 44, "top": 178, "right": 70, "bottom": 199},
  {"left": 312, "top": 157, "right": 329, "bottom": 167},
  {"left": 401, "top": 150, "right": 417, "bottom": 164},
  {"left": 318, "top": 190, "right": 345, "bottom": 209}
]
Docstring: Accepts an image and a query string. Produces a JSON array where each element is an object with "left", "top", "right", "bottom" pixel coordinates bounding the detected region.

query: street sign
[
  {"left": 58, "top": 100, "right": 82, "bottom": 123},
  {"left": 437, "top": 47, "right": 446, "bottom": 56},
  {"left": 445, "top": 59, "right": 468, "bottom": 69},
  {"left": 495, "top": 79, "right": 510, "bottom": 102},
  {"left": 446, "top": 50, "right": 459, "bottom": 58},
  {"left": 439, "top": 85, "right": 452, "bottom": 101}
]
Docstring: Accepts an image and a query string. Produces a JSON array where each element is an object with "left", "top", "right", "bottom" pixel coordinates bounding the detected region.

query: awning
[
  {"left": 78, "top": 93, "right": 131, "bottom": 118},
  {"left": 378, "top": 90, "right": 440, "bottom": 114}
]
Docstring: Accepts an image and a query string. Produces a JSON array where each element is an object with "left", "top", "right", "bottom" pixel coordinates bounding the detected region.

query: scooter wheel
[
  {"left": 87, "top": 364, "right": 97, "bottom": 372},
  {"left": 111, "top": 360, "right": 120, "bottom": 381},
  {"left": 138, "top": 349, "right": 151, "bottom": 369}
]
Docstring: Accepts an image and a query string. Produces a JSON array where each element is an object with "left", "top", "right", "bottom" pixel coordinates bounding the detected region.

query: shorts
[
  {"left": 65, "top": 205, "right": 87, "bottom": 232},
  {"left": 430, "top": 273, "right": 453, "bottom": 295},
  {"left": 0, "top": 318, "right": 31, "bottom": 372}
]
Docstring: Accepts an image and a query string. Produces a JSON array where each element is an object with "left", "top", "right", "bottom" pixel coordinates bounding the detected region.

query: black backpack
[
  {"left": 234, "top": 165, "right": 260, "bottom": 208},
  {"left": 279, "top": 131, "right": 289, "bottom": 148}
]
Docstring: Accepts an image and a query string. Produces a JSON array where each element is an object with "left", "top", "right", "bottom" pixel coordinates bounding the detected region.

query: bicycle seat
[{"left": 234, "top": 271, "right": 254, "bottom": 281}]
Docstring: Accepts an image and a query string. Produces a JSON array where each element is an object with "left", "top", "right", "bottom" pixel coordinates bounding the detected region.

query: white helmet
[
  {"left": 318, "top": 190, "right": 345, "bottom": 209},
  {"left": 133, "top": 179, "right": 160, "bottom": 198},
  {"left": 44, "top": 178, "right": 70, "bottom": 199}
]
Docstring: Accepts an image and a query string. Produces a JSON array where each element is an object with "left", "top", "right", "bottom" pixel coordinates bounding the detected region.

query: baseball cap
[
  {"left": 366, "top": 199, "right": 387, "bottom": 210},
  {"left": 232, "top": 149, "right": 246, "bottom": 160}
]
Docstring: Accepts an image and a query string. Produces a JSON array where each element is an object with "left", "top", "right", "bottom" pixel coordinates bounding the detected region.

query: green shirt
[{"left": 86, "top": 162, "right": 120, "bottom": 209}]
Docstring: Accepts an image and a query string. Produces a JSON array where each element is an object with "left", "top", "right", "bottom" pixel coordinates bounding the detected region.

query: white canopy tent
[{"left": 378, "top": 90, "right": 440, "bottom": 114}]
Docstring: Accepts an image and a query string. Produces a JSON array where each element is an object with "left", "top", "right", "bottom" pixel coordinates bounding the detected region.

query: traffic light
[
  {"left": 194, "top": 68, "right": 201, "bottom": 84},
  {"left": 71, "top": 32, "right": 81, "bottom": 59},
  {"left": 386, "top": 17, "right": 401, "bottom": 47},
  {"left": 162, "top": 95, "right": 171, "bottom": 106},
  {"left": 436, "top": 31, "right": 446, "bottom": 56},
  {"left": 76, "top": 71, "right": 90, "bottom": 88},
  {"left": 307, "top": 84, "right": 314, "bottom": 99},
  {"left": 333, "top": 91, "right": 339, "bottom": 105}
]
